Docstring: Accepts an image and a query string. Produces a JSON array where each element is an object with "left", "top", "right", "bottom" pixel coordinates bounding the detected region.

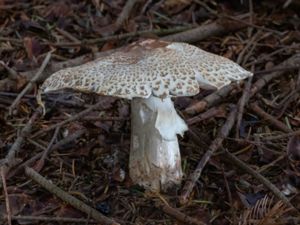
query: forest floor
[{"left": 0, "top": 0, "right": 300, "bottom": 224}]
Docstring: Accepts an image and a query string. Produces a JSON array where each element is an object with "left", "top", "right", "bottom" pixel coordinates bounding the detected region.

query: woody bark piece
[{"left": 163, "top": 19, "right": 246, "bottom": 43}]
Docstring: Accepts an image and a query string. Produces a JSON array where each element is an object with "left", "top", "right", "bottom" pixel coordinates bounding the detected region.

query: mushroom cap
[{"left": 41, "top": 39, "right": 252, "bottom": 99}]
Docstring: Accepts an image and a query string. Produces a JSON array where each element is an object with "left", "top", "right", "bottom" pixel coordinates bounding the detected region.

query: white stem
[{"left": 129, "top": 95, "right": 188, "bottom": 191}]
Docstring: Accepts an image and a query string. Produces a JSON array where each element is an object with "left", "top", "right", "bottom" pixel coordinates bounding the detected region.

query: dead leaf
[
  {"left": 164, "top": 0, "right": 191, "bottom": 8},
  {"left": 43, "top": 2, "right": 72, "bottom": 19},
  {"left": 23, "top": 37, "right": 42, "bottom": 62},
  {"left": 287, "top": 135, "right": 300, "bottom": 161},
  {"left": 55, "top": 205, "right": 85, "bottom": 218},
  {"left": 15, "top": 75, "right": 28, "bottom": 90}
]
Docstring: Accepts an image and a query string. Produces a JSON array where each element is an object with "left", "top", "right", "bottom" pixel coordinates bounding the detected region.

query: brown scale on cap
[{"left": 41, "top": 39, "right": 252, "bottom": 99}]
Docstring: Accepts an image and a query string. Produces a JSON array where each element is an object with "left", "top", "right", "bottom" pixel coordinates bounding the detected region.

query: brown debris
[
  {"left": 250, "top": 102, "right": 292, "bottom": 133},
  {"left": 0, "top": 1, "right": 300, "bottom": 224},
  {"left": 25, "top": 167, "right": 120, "bottom": 225},
  {"left": 156, "top": 202, "right": 207, "bottom": 225},
  {"left": 180, "top": 105, "right": 238, "bottom": 204}
]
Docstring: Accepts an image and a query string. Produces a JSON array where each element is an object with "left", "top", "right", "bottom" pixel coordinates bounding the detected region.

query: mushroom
[{"left": 41, "top": 39, "right": 252, "bottom": 191}]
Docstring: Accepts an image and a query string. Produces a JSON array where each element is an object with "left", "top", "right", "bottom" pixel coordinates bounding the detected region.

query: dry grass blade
[{"left": 241, "top": 195, "right": 292, "bottom": 225}]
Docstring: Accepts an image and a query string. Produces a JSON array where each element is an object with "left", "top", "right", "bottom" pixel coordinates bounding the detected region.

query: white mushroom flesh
[{"left": 130, "top": 95, "right": 187, "bottom": 190}]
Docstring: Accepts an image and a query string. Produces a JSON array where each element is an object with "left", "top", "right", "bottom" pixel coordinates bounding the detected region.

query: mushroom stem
[{"left": 130, "top": 95, "right": 188, "bottom": 191}]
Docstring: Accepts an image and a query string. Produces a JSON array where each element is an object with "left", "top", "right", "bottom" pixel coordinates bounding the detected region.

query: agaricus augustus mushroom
[{"left": 41, "top": 39, "right": 252, "bottom": 191}]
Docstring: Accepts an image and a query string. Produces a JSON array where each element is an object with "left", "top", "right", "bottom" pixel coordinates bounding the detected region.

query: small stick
[
  {"left": 222, "top": 167, "right": 236, "bottom": 224},
  {"left": 250, "top": 53, "right": 300, "bottom": 97},
  {"left": 246, "top": 45, "right": 300, "bottom": 67},
  {"left": 163, "top": 19, "right": 246, "bottom": 43},
  {"left": 34, "top": 126, "right": 61, "bottom": 172},
  {"left": 5, "top": 215, "right": 96, "bottom": 224},
  {"left": 257, "top": 155, "right": 285, "bottom": 174},
  {"left": 1, "top": 168, "right": 12, "bottom": 225},
  {"left": 221, "top": 14, "right": 282, "bottom": 35},
  {"left": 263, "top": 130, "right": 300, "bottom": 141},
  {"left": 185, "top": 83, "right": 236, "bottom": 115},
  {"left": 1, "top": 109, "right": 41, "bottom": 169},
  {"left": 0, "top": 61, "right": 19, "bottom": 79},
  {"left": 180, "top": 105, "right": 237, "bottom": 204},
  {"left": 235, "top": 76, "right": 253, "bottom": 138},
  {"left": 25, "top": 167, "right": 120, "bottom": 225},
  {"left": 193, "top": 0, "right": 217, "bottom": 14},
  {"left": 31, "top": 101, "right": 105, "bottom": 138},
  {"left": 254, "top": 65, "right": 300, "bottom": 76},
  {"left": 223, "top": 150, "right": 296, "bottom": 211},
  {"left": 247, "top": 0, "right": 254, "bottom": 37},
  {"left": 155, "top": 202, "right": 206, "bottom": 225},
  {"left": 80, "top": 116, "right": 129, "bottom": 121},
  {"left": 0, "top": 92, "right": 88, "bottom": 108},
  {"left": 51, "top": 26, "right": 194, "bottom": 47},
  {"left": 0, "top": 36, "right": 23, "bottom": 43},
  {"left": 250, "top": 102, "right": 292, "bottom": 133},
  {"left": 8, "top": 52, "right": 52, "bottom": 115},
  {"left": 187, "top": 106, "right": 225, "bottom": 125},
  {"left": 7, "top": 129, "right": 86, "bottom": 179},
  {"left": 236, "top": 31, "right": 262, "bottom": 65},
  {"left": 115, "top": 0, "right": 140, "bottom": 28},
  {"left": 55, "top": 27, "right": 81, "bottom": 43}
]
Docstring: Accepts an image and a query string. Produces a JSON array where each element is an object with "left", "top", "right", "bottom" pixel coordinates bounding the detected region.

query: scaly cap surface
[{"left": 41, "top": 39, "right": 252, "bottom": 99}]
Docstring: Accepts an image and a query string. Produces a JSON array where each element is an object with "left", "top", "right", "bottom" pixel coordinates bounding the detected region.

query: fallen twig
[
  {"left": 1, "top": 168, "right": 12, "bottom": 225},
  {"left": 236, "top": 76, "right": 253, "bottom": 138},
  {"left": 0, "top": 92, "right": 89, "bottom": 108},
  {"left": 250, "top": 53, "right": 300, "bottom": 97},
  {"left": 245, "top": 44, "right": 300, "bottom": 67},
  {"left": 223, "top": 150, "right": 296, "bottom": 211},
  {"left": 221, "top": 14, "right": 283, "bottom": 35},
  {"left": 0, "top": 61, "right": 18, "bottom": 80},
  {"left": 223, "top": 165, "right": 237, "bottom": 224},
  {"left": 0, "top": 109, "right": 41, "bottom": 170},
  {"left": 25, "top": 167, "right": 120, "bottom": 225},
  {"left": 7, "top": 129, "right": 86, "bottom": 179},
  {"left": 2, "top": 215, "right": 96, "bottom": 224},
  {"left": 31, "top": 100, "right": 106, "bottom": 138},
  {"left": 162, "top": 19, "right": 246, "bottom": 43},
  {"left": 80, "top": 116, "right": 129, "bottom": 121},
  {"left": 115, "top": 0, "right": 140, "bottom": 29},
  {"left": 51, "top": 26, "right": 194, "bottom": 47},
  {"left": 180, "top": 105, "right": 237, "bottom": 204},
  {"left": 250, "top": 102, "right": 292, "bottom": 133},
  {"left": 155, "top": 202, "right": 206, "bottom": 225},
  {"left": 8, "top": 52, "right": 52, "bottom": 115},
  {"left": 187, "top": 106, "right": 225, "bottom": 125},
  {"left": 254, "top": 65, "right": 300, "bottom": 76},
  {"left": 0, "top": 36, "right": 23, "bottom": 43},
  {"left": 236, "top": 31, "right": 262, "bottom": 65},
  {"left": 262, "top": 130, "right": 300, "bottom": 141},
  {"left": 34, "top": 126, "right": 61, "bottom": 172},
  {"left": 55, "top": 27, "right": 81, "bottom": 43},
  {"left": 185, "top": 83, "right": 237, "bottom": 115}
]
